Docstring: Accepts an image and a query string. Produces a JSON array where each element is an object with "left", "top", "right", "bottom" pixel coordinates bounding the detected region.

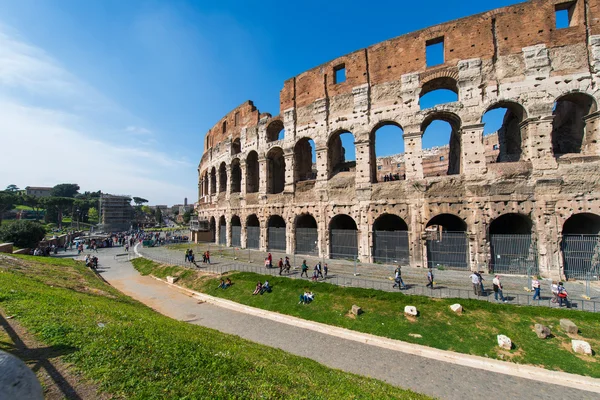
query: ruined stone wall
[{"left": 196, "top": 0, "right": 600, "bottom": 279}]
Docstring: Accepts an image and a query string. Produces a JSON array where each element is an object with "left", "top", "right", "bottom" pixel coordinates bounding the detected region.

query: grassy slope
[
  {"left": 0, "top": 255, "right": 427, "bottom": 400},
  {"left": 132, "top": 258, "right": 600, "bottom": 378}
]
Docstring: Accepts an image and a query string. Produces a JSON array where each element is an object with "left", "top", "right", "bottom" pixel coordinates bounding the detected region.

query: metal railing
[
  {"left": 426, "top": 231, "right": 469, "bottom": 270},
  {"left": 490, "top": 234, "right": 538, "bottom": 275},
  {"left": 562, "top": 235, "right": 600, "bottom": 281}
]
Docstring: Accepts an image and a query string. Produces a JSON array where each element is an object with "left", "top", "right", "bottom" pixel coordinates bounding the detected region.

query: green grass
[
  {"left": 0, "top": 255, "right": 427, "bottom": 400},
  {"left": 132, "top": 258, "right": 600, "bottom": 378}
]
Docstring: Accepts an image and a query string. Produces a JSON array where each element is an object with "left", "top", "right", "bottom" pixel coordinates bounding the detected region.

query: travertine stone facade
[{"left": 195, "top": 0, "right": 600, "bottom": 279}]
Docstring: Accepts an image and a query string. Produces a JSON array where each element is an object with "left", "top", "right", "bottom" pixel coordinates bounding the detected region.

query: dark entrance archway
[
  {"left": 218, "top": 162, "right": 227, "bottom": 193},
  {"left": 209, "top": 216, "right": 216, "bottom": 242},
  {"left": 267, "top": 147, "right": 285, "bottom": 194},
  {"left": 231, "top": 215, "right": 241, "bottom": 247},
  {"left": 373, "top": 214, "right": 409, "bottom": 264},
  {"left": 425, "top": 214, "right": 468, "bottom": 270},
  {"left": 489, "top": 214, "right": 537, "bottom": 275},
  {"left": 295, "top": 214, "right": 318, "bottom": 256},
  {"left": 246, "top": 214, "right": 260, "bottom": 249},
  {"left": 329, "top": 214, "right": 358, "bottom": 260},
  {"left": 231, "top": 159, "right": 241, "bottom": 193},
  {"left": 246, "top": 151, "right": 259, "bottom": 193},
  {"left": 268, "top": 215, "right": 286, "bottom": 251},
  {"left": 218, "top": 216, "right": 226, "bottom": 245},
  {"left": 561, "top": 213, "right": 600, "bottom": 280}
]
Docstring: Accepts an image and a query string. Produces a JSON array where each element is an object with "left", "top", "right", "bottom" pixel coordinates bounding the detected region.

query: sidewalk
[
  {"left": 96, "top": 246, "right": 596, "bottom": 400},
  {"left": 138, "top": 244, "right": 600, "bottom": 312}
]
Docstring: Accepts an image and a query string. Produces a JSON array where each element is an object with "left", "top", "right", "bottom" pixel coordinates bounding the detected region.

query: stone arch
[
  {"left": 246, "top": 151, "right": 259, "bottom": 194},
  {"left": 419, "top": 76, "right": 459, "bottom": 110},
  {"left": 369, "top": 121, "right": 405, "bottom": 183},
  {"left": 210, "top": 167, "right": 217, "bottom": 194},
  {"left": 231, "top": 138, "right": 241, "bottom": 155},
  {"left": 218, "top": 162, "right": 227, "bottom": 193},
  {"left": 488, "top": 213, "right": 537, "bottom": 275},
  {"left": 373, "top": 213, "right": 409, "bottom": 264},
  {"left": 295, "top": 213, "right": 318, "bottom": 255},
  {"left": 561, "top": 213, "right": 600, "bottom": 280},
  {"left": 209, "top": 216, "right": 216, "bottom": 242},
  {"left": 329, "top": 214, "right": 358, "bottom": 259},
  {"left": 231, "top": 215, "right": 241, "bottom": 247},
  {"left": 552, "top": 92, "right": 598, "bottom": 156},
  {"left": 294, "top": 137, "right": 316, "bottom": 182},
  {"left": 230, "top": 158, "right": 241, "bottom": 193},
  {"left": 327, "top": 129, "right": 356, "bottom": 179},
  {"left": 218, "top": 215, "right": 226, "bottom": 245},
  {"left": 482, "top": 101, "right": 527, "bottom": 163},
  {"left": 246, "top": 214, "right": 260, "bottom": 249},
  {"left": 266, "top": 147, "right": 286, "bottom": 194},
  {"left": 266, "top": 120, "right": 285, "bottom": 143},
  {"left": 425, "top": 213, "right": 468, "bottom": 270},
  {"left": 421, "top": 111, "right": 462, "bottom": 176},
  {"left": 267, "top": 214, "right": 286, "bottom": 251}
]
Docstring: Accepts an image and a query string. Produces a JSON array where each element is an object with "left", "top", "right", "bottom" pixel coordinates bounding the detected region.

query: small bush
[{"left": 0, "top": 220, "right": 46, "bottom": 248}]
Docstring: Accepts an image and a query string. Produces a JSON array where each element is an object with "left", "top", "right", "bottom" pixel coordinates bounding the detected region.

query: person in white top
[
  {"left": 469, "top": 273, "right": 481, "bottom": 295},
  {"left": 531, "top": 278, "right": 541, "bottom": 300},
  {"left": 492, "top": 275, "right": 507, "bottom": 302}
]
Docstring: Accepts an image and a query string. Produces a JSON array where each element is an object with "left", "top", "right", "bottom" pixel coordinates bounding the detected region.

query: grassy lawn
[
  {"left": 132, "top": 258, "right": 600, "bottom": 378},
  {"left": 0, "top": 255, "right": 427, "bottom": 400}
]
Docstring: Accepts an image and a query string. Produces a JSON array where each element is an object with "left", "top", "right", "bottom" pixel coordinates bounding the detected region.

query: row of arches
[
  {"left": 200, "top": 92, "right": 599, "bottom": 196},
  {"left": 205, "top": 212, "right": 600, "bottom": 279}
]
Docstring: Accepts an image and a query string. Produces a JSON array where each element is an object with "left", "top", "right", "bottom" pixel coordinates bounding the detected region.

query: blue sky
[{"left": 0, "top": 0, "right": 521, "bottom": 204}]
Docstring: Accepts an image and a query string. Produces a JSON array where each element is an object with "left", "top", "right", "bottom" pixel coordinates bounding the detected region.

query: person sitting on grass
[
  {"left": 218, "top": 279, "right": 226, "bottom": 289},
  {"left": 299, "top": 291, "right": 314, "bottom": 304},
  {"left": 252, "top": 281, "right": 263, "bottom": 295},
  {"left": 225, "top": 278, "right": 232, "bottom": 288},
  {"left": 260, "top": 280, "right": 272, "bottom": 294}
]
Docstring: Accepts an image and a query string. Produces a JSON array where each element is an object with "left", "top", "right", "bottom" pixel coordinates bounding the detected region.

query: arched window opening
[
  {"left": 373, "top": 214, "right": 409, "bottom": 264},
  {"left": 371, "top": 122, "right": 405, "bottom": 183},
  {"left": 218, "top": 216, "right": 226, "bottom": 245},
  {"left": 222, "top": 121, "right": 227, "bottom": 134},
  {"left": 209, "top": 216, "right": 216, "bottom": 242},
  {"left": 482, "top": 102, "right": 526, "bottom": 163},
  {"left": 422, "top": 113, "right": 461, "bottom": 177},
  {"left": 268, "top": 215, "right": 286, "bottom": 251},
  {"left": 231, "top": 215, "right": 241, "bottom": 247},
  {"left": 419, "top": 78, "right": 458, "bottom": 110},
  {"left": 294, "top": 138, "right": 316, "bottom": 182},
  {"left": 329, "top": 214, "right": 358, "bottom": 260},
  {"left": 552, "top": 93, "right": 597, "bottom": 156},
  {"left": 202, "top": 172, "right": 209, "bottom": 197},
  {"left": 267, "top": 147, "right": 286, "bottom": 194},
  {"left": 561, "top": 213, "right": 600, "bottom": 280},
  {"left": 327, "top": 131, "right": 356, "bottom": 179},
  {"left": 489, "top": 213, "right": 537, "bottom": 275},
  {"left": 246, "top": 151, "right": 259, "bottom": 194},
  {"left": 246, "top": 214, "right": 260, "bottom": 249},
  {"left": 295, "top": 214, "right": 318, "bottom": 255},
  {"left": 231, "top": 159, "right": 241, "bottom": 193},
  {"left": 425, "top": 213, "right": 468, "bottom": 270},
  {"left": 218, "top": 162, "right": 227, "bottom": 193},
  {"left": 266, "top": 120, "right": 285, "bottom": 142},
  {"left": 231, "top": 138, "right": 241, "bottom": 155},
  {"left": 210, "top": 167, "right": 217, "bottom": 194}
]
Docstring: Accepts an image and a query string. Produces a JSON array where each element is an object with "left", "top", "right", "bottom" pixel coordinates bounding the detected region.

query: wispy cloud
[{"left": 0, "top": 24, "right": 193, "bottom": 205}]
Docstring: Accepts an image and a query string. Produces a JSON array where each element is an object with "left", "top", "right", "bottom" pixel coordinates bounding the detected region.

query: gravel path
[{"left": 89, "top": 246, "right": 597, "bottom": 400}]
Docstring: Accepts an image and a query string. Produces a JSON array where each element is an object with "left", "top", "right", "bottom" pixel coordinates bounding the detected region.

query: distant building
[
  {"left": 24, "top": 186, "right": 53, "bottom": 198},
  {"left": 98, "top": 194, "right": 134, "bottom": 232}
]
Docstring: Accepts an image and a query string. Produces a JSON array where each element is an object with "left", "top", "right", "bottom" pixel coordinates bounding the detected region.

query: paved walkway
[{"left": 86, "top": 246, "right": 597, "bottom": 400}]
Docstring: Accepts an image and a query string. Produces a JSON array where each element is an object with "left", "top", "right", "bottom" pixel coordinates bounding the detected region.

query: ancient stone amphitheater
[{"left": 194, "top": 0, "right": 600, "bottom": 280}]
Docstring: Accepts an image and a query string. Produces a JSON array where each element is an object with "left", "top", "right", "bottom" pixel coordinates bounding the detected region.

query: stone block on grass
[
  {"left": 572, "top": 340, "right": 592, "bottom": 355},
  {"left": 560, "top": 319, "right": 578, "bottom": 334},
  {"left": 450, "top": 304, "right": 463, "bottom": 314},
  {"left": 534, "top": 324, "right": 551, "bottom": 339},
  {"left": 404, "top": 306, "right": 418, "bottom": 317},
  {"left": 351, "top": 305, "right": 363, "bottom": 316},
  {"left": 497, "top": 335, "right": 512, "bottom": 350},
  {"left": 166, "top": 276, "right": 179, "bottom": 284}
]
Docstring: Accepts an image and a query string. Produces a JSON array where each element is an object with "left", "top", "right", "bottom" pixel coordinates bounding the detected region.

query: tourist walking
[
  {"left": 205, "top": 250, "right": 211, "bottom": 264},
  {"left": 532, "top": 277, "right": 541, "bottom": 300},
  {"left": 278, "top": 258, "right": 284, "bottom": 275},
  {"left": 492, "top": 275, "right": 507, "bottom": 302},
  {"left": 392, "top": 266, "right": 407, "bottom": 290},
  {"left": 284, "top": 256, "right": 291, "bottom": 273},
  {"left": 323, "top": 263, "right": 328, "bottom": 277},
  {"left": 476, "top": 271, "right": 485, "bottom": 294},
  {"left": 301, "top": 260, "right": 309, "bottom": 277},
  {"left": 469, "top": 272, "right": 481, "bottom": 295},
  {"left": 426, "top": 268, "right": 434, "bottom": 289},
  {"left": 551, "top": 281, "right": 559, "bottom": 303},
  {"left": 185, "top": 249, "right": 190, "bottom": 263},
  {"left": 557, "top": 282, "right": 569, "bottom": 307},
  {"left": 267, "top": 252, "right": 273, "bottom": 268},
  {"left": 315, "top": 262, "right": 323, "bottom": 279}
]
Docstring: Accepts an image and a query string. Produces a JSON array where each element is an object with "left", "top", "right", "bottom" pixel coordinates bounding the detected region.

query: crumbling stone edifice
[{"left": 194, "top": 0, "right": 600, "bottom": 280}]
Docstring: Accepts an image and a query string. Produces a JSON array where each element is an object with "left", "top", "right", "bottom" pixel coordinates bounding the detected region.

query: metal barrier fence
[
  {"left": 562, "top": 235, "right": 600, "bottom": 280},
  {"left": 373, "top": 231, "right": 409, "bottom": 264},
  {"left": 218, "top": 226, "right": 226, "bottom": 245},
  {"left": 490, "top": 234, "right": 538, "bottom": 275},
  {"left": 295, "top": 228, "right": 318, "bottom": 256},
  {"left": 231, "top": 226, "right": 241, "bottom": 247},
  {"left": 267, "top": 227, "right": 286, "bottom": 251},
  {"left": 137, "top": 246, "right": 600, "bottom": 313},
  {"left": 426, "top": 231, "right": 469, "bottom": 270},
  {"left": 330, "top": 230, "right": 358, "bottom": 260},
  {"left": 247, "top": 226, "right": 260, "bottom": 249}
]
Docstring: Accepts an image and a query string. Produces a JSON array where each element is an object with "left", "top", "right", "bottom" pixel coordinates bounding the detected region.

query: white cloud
[{"left": 0, "top": 24, "right": 194, "bottom": 205}]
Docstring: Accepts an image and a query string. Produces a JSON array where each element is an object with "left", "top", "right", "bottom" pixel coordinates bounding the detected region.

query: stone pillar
[
  {"left": 521, "top": 116, "right": 557, "bottom": 170},
  {"left": 259, "top": 224, "right": 268, "bottom": 252},
  {"left": 284, "top": 153, "right": 295, "bottom": 193},
  {"left": 357, "top": 210, "right": 370, "bottom": 263},
  {"left": 403, "top": 130, "right": 424, "bottom": 180},
  {"left": 258, "top": 157, "right": 268, "bottom": 196},
  {"left": 461, "top": 123, "right": 487, "bottom": 177},
  {"left": 240, "top": 160, "right": 247, "bottom": 196},
  {"left": 207, "top": 173, "right": 213, "bottom": 198},
  {"left": 241, "top": 223, "right": 247, "bottom": 249},
  {"left": 408, "top": 204, "right": 423, "bottom": 268},
  {"left": 583, "top": 111, "right": 600, "bottom": 155},
  {"left": 315, "top": 147, "right": 328, "bottom": 189},
  {"left": 354, "top": 139, "right": 372, "bottom": 189},
  {"left": 287, "top": 222, "right": 295, "bottom": 255},
  {"left": 226, "top": 217, "right": 231, "bottom": 247},
  {"left": 225, "top": 164, "right": 232, "bottom": 201}
]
